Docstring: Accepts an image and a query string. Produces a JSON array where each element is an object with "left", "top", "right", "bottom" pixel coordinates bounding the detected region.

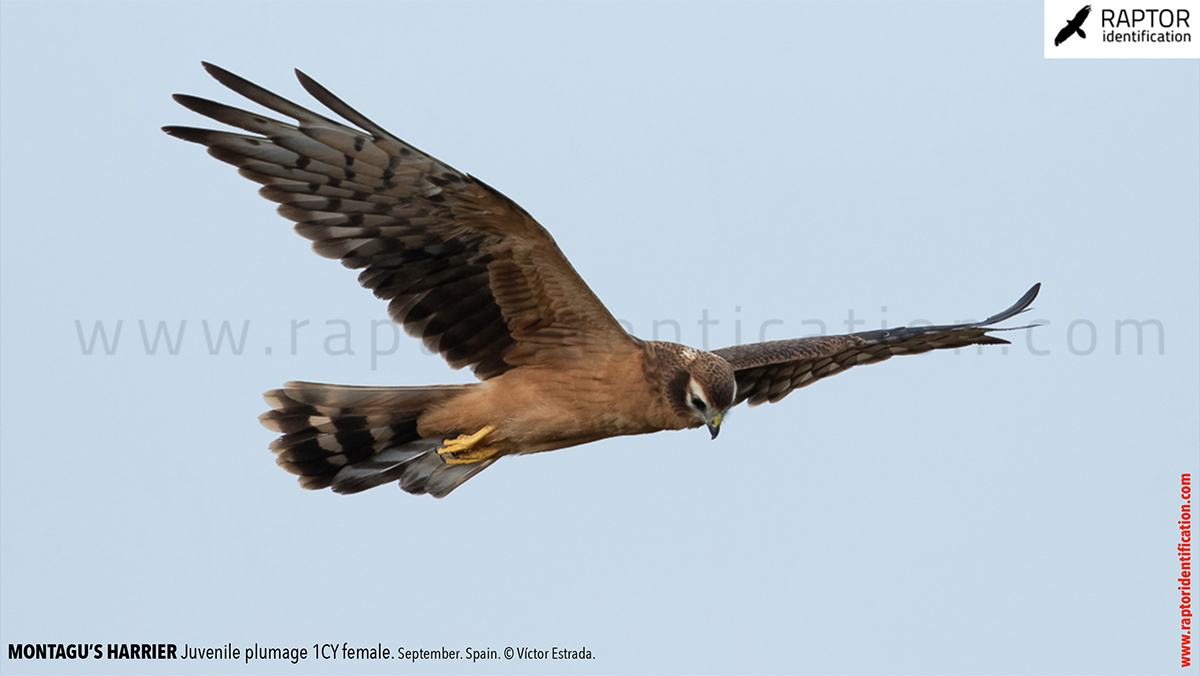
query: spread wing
[
  {"left": 712, "top": 284, "right": 1040, "bottom": 407},
  {"left": 164, "top": 63, "right": 634, "bottom": 380},
  {"left": 1073, "top": 5, "right": 1092, "bottom": 25}
]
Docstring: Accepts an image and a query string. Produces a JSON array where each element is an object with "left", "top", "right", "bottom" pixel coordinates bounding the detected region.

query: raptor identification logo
[{"left": 1045, "top": 0, "right": 1200, "bottom": 57}]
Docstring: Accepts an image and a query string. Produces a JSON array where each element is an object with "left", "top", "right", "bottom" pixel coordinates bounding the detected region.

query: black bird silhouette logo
[{"left": 1055, "top": 5, "right": 1092, "bottom": 46}]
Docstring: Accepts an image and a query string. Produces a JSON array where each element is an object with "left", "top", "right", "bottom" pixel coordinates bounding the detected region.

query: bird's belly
[{"left": 418, "top": 366, "right": 663, "bottom": 454}]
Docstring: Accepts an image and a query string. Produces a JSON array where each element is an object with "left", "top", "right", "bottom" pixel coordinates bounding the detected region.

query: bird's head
[{"left": 681, "top": 352, "right": 736, "bottom": 439}]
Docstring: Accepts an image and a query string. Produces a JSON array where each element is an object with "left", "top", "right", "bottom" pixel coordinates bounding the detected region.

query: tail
[{"left": 259, "top": 381, "right": 493, "bottom": 498}]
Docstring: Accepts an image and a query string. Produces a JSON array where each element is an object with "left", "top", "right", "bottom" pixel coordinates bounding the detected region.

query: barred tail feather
[{"left": 259, "top": 381, "right": 487, "bottom": 498}]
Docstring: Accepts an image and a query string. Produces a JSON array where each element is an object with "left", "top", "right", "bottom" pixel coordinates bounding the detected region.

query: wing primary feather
[
  {"left": 199, "top": 62, "right": 356, "bottom": 133},
  {"left": 171, "top": 94, "right": 294, "bottom": 136},
  {"left": 979, "top": 282, "right": 1039, "bottom": 325},
  {"left": 294, "top": 69, "right": 396, "bottom": 141}
]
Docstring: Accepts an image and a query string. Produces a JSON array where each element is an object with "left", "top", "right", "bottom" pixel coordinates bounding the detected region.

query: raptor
[{"left": 165, "top": 64, "right": 1040, "bottom": 498}]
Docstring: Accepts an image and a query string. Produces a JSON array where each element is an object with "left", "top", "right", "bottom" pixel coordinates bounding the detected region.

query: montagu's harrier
[{"left": 165, "top": 64, "right": 1040, "bottom": 498}]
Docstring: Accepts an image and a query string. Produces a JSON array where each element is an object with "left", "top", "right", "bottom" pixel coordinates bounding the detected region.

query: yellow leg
[{"left": 438, "top": 425, "right": 499, "bottom": 465}]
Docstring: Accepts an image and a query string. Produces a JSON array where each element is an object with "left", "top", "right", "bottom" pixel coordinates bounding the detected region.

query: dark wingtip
[
  {"left": 979, "top": 282, "right": 1041, "bottom": 326},
  {"left": 160, "top": 125, "right": 207, "bottom": 143},
  {"left": 293, "top": 68, "right": 323, "bottom": 99},
  {"left": 171, "top": 93, "right": 212, "bottom": 115},
  {"left": 293, "top": 67, "right": 336, "bottom": 106},
  {"left": 200, "top": 61, "right": 256, "bottom": 93},
  {"left": 1016, "top": 282, "right": 1041, "bottom": 311},
  {"left": 161, "top": 125, "right": 192, "bottom": 139}
]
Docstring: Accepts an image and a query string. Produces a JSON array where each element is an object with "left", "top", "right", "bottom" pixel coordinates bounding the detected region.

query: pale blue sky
[{"left": 1, "top": 2, "right": 1197, "bottom": 674}]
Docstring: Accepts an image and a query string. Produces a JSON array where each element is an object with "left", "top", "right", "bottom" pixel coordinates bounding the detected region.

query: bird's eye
[{"left": 690, "top": 396, "right": 706, "bottom": 410}]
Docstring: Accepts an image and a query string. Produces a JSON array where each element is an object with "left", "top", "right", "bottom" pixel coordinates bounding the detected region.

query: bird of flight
[
  {"left": 1055, "top": 5, "right": 1092, "bottom": 46},
  {"left": 164, "top": 64, "right": 1040, "bottom": 498}
]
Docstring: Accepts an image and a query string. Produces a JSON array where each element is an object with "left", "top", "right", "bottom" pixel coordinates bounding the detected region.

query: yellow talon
[{"left": 438, "top": 425, "right": 499, "bottom": 465}]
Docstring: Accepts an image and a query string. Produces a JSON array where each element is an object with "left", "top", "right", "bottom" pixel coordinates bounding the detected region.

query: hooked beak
[{"left": 707, "top": 412, "right": 723, "bottom": 440}]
